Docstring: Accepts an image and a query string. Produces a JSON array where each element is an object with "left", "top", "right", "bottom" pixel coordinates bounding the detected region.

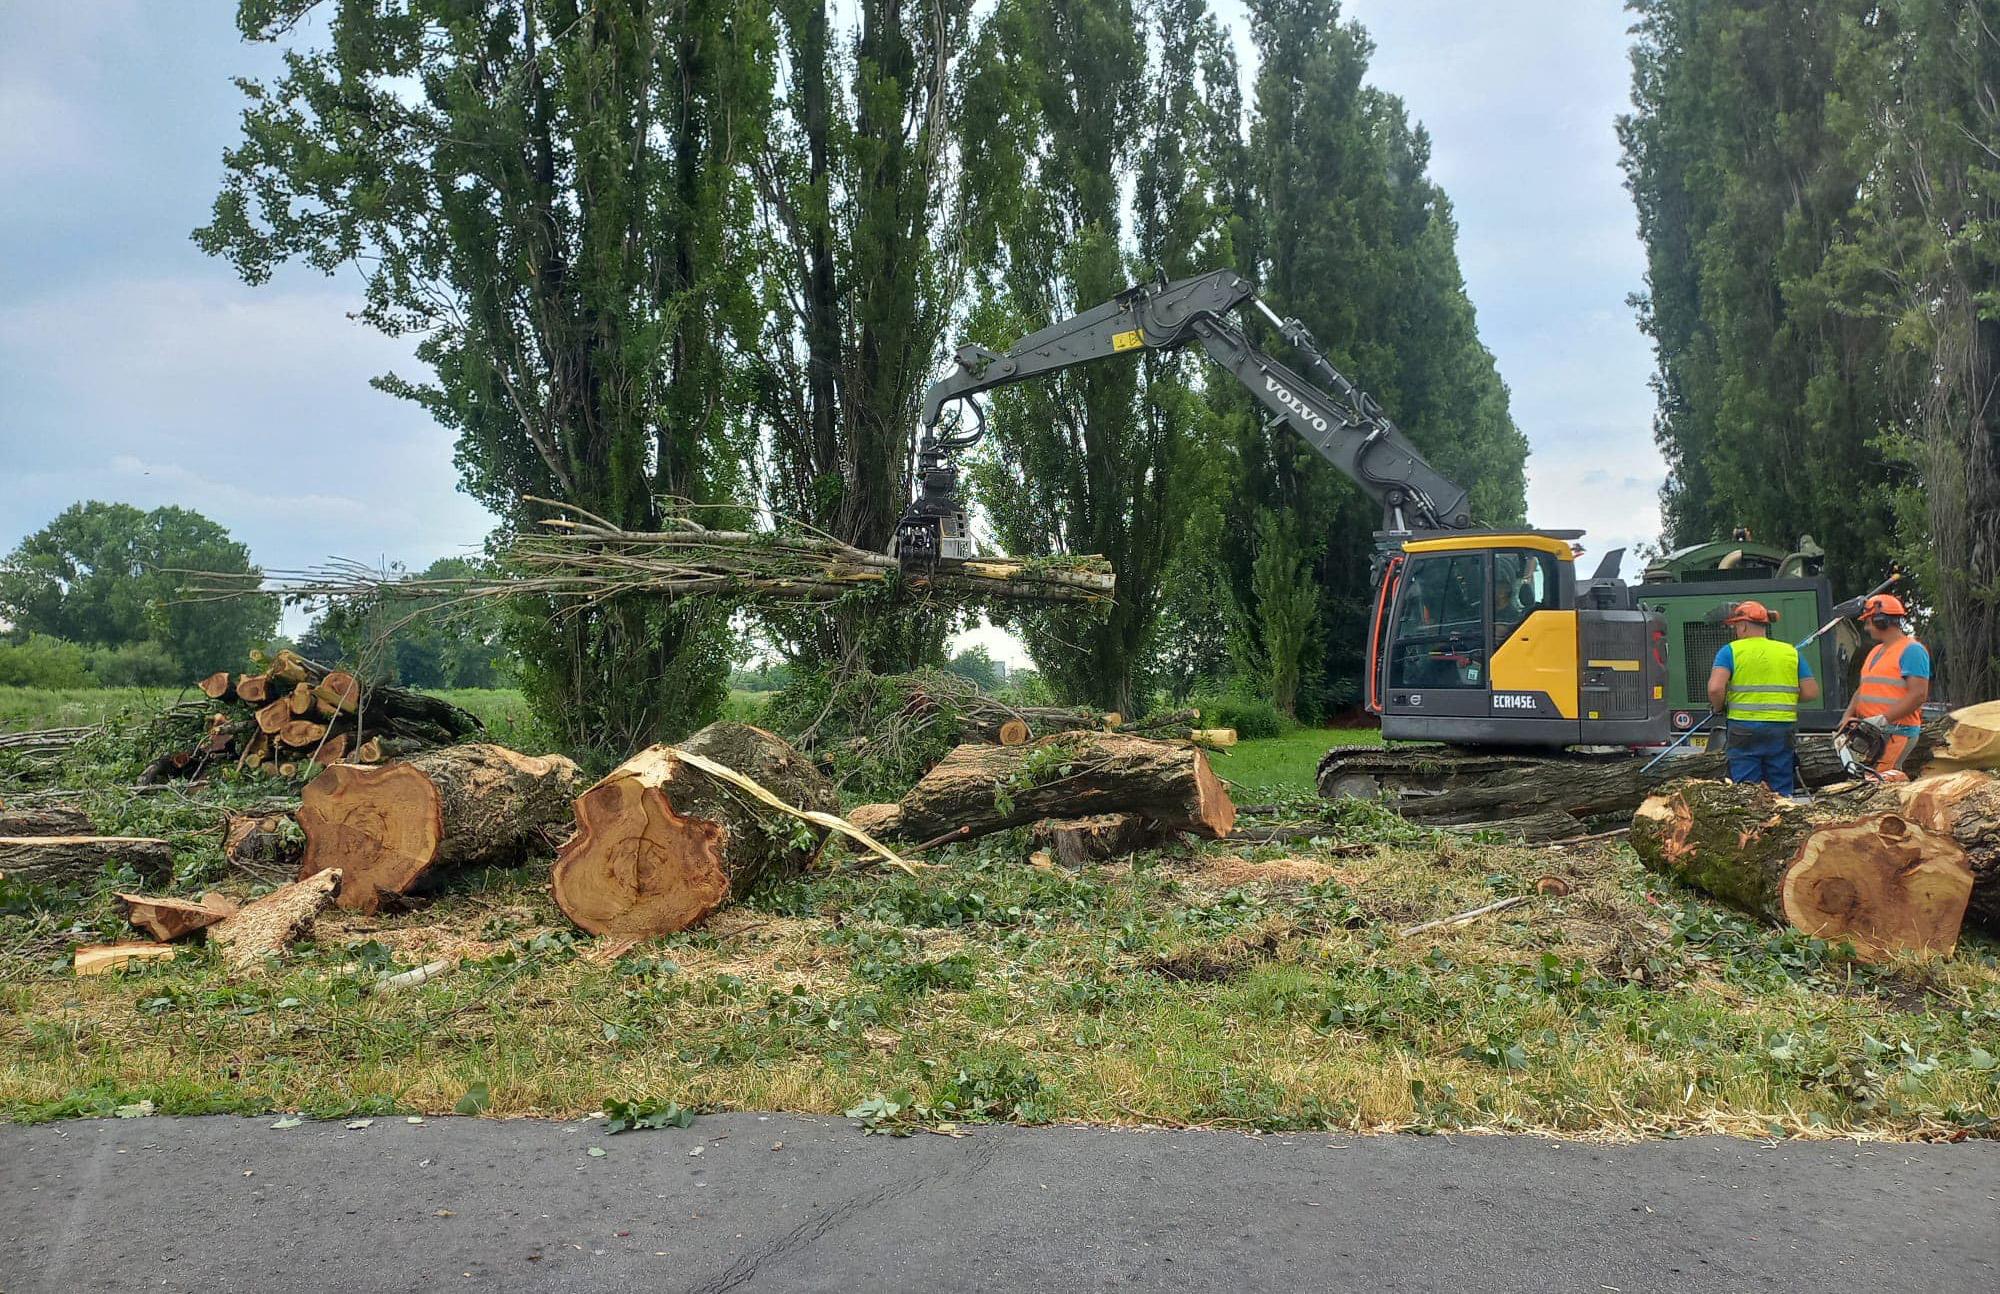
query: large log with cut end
[
  {"left": 1631, "top": 779, "right": 1972, "bottom": 959},
  {"left": 1030, "top": 812, "right": 1172, "bottom": 865},
  {"left": 0, "top": 836, "right": 174, "bottom": 888},
  {"left": 895, "top": 732, "right": 1235, "bottom": 843},
  {"left": 297, "top": 743, "right": 582, "bottom": 913},
  {"left": 1881, "top": 771, "right": 2000, "bottom": 931},
  {"left": 551, "top": 723, "right": 838, "bottom": 937}
]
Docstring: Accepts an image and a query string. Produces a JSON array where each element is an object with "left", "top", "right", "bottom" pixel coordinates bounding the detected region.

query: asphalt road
[{"left": 2, "top": 1115, "right": 1995, "bottom": 1293}]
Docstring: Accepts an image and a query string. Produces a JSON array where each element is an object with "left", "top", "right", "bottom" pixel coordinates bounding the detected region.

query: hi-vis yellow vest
[{"left": 1725, "top": 635, "right": 1802, "bottom": 724}]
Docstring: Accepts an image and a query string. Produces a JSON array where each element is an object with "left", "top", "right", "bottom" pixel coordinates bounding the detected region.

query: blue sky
[{"left": 0, "top": 3, "right": 1661, "bottom": 659}]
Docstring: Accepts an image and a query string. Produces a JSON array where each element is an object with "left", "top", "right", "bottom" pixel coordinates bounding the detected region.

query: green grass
[
  {"left": 0, "top": 687, "right": 185, "bottom": 732},
  {"left": 6, "top": 690, "right": 1995, "bottom": 1140},
  {"left": 1208, "top": 725, "right": 1383, "bottom": 796}
]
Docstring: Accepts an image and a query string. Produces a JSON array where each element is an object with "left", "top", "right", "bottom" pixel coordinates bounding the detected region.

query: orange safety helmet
[
  {"left": 1724, "top": 600, "right": 1777, "bottom": 625},
  {"left": 1860, "top": 593, "right": 1908, "bottom": 620}
]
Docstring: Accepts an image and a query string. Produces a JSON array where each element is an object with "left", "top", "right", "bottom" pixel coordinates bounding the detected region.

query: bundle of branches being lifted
[
  {"left": 145, "top": 649, "right": 484, "bottom": 783},
  {"left": 175, "top": 498, "right": 1115, "bottom": 623}
]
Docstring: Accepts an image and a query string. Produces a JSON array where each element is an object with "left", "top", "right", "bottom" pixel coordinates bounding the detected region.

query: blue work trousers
[{"left": 1725, "top": 722, "right": 1797, "bottom": 796}]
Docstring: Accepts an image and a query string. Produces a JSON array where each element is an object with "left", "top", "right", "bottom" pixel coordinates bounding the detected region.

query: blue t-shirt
[
  {"left": 1869, "top": 639, "right": 1931, "bottom": 733},
  {"left": 1713, "top": 641, "right": 1813, "bottom": 731}
]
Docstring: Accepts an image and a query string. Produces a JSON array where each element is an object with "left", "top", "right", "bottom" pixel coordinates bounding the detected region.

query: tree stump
[
  {"left": 1030, "top": 812, "right": 1172, "bottom": 865},
  {"left": 1631, "top": 779, "right": 1973, "bottom": 958},
  {"left": 551, "top": 723, "right": 838, "bottom": 937},
  {"left": 297, "top": 743, "right": 582, "bottom": 913},
  {"left": 895, "top": 732, "right": 1235, "bottom": 843},
  {"left": 0, "top": 837, "right": 174, "bottom": 888}
]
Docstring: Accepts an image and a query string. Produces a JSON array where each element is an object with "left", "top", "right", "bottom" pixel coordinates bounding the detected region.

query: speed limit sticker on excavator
[{"left": 1111, "top": 329, "right": 1144, "bottom": 351}]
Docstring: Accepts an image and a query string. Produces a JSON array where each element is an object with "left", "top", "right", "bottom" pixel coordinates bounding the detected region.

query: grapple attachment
[{"left": 894, "top": 458, "right": 974, "bottom": 576}]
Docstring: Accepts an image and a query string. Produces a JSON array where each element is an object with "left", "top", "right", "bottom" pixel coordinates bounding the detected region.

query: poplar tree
[{"left": 197, "top": 0, "right": 771, "bottom": 758}]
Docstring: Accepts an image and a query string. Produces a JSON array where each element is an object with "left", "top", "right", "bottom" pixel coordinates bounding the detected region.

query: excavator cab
[{"left": 1368, "top": 532, "right": 1670, "bottom": 747}]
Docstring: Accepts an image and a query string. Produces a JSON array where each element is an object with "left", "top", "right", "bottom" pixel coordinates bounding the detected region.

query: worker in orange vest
[{"left": 1839, "top": 593, "right": 1931, "bottom": 775}]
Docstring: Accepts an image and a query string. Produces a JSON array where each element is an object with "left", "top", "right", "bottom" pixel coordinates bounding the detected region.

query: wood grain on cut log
[
  {"left": 1882, "top": 772, "right": 2000, "bottom": 931},
  {"left": 0, "top": 805, "right": 96, "bottom": 837},
  {"left": 255, "top": 698, "right": 292, "bottom": 735},
  {"left": 278, "top": 719, "right": 328, "bottom": 749},
  {"left": 846, "top": 803, "right": 903, "bottom": 839},
  {"left": 1936, "top": 702, "right": 2000, "bottom": 769},
  {"left": 1030, "top": 813, "right": 1170, "bottom": 866},
  {"left": 1632, "top": 780, "right": 1972, "bottom": 959},
  {"left": 198, "top": 671, "right": 234, "bottom": 700},
  {"left": 235, "top": 674, "right": 270, "bottom": 704},
  {"left": 895, "top": 732, "right": 1235, "bottom": 843},
  {"left": 0, "top": 836, "right": 174, "bottom": 888},
  {"left": 298, "top": 743, "right": 581, "bottom": 913},
  {"left": 74, "top": 943, "right": 177, "bottom": 975},
  {"left": 116, "top": 891, "right": 237, "bottom": 941},
  {"left": 996, "top": 718, "right": 1031, "bottom": 746},
  {"left": 209, "top": 868, "right": 340, "bottom": 971},
  {"left": 552, "top": 723, "right": 838, "bottom": 938}
]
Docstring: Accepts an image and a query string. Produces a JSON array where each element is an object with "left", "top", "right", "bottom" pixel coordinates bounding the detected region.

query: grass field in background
[
  {"left": 1206, "top": 725, "right": 1383, "bottom": 796},
  {"left": 0, "top": 687, "right": 184, "bottom": 732}
]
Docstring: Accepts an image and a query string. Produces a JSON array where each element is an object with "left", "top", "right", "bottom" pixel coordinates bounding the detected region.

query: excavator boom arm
[{"left": 910, "top": 269, "right": 1472, "bottom": 537}]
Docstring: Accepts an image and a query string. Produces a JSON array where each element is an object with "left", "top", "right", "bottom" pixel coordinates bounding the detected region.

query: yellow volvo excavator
[{"left": 893, "top": 269, "right": 1672, "bottom": 757}]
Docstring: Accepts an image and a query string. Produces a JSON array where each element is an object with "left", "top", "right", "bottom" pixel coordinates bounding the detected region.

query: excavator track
[{"left": 1314, "top": 742, "right": 1664, "bottom": 831}]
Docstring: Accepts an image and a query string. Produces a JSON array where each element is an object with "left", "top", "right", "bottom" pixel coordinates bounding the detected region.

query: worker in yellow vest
[
  {"left": 1707, "top": 601, "right": 1820, "bottom": 795},
  {"left": 1840, "top": 593, "right": 1931, "bottom": 776}
]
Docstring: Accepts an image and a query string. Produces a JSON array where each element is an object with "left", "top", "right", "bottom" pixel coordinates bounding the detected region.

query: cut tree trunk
[
  {"left": 551, "top": 723, "right": 838, "bottom": 938},
  {"left": 115, "top": 891, "right": 237, "bottom": 941},
  {"left": 895, "top": 733, "right": 1235, "bottom": 843},
  {"left": 846, "top": 803, "right": 903, "bottom": 839},
  {"left": 0, "top": 836, "right": 173, "bottom": 887},
  {"left": 996, "top": 718, "right": 1031, "bottom": 746},
  {"left": 1030, "top": 812, "right": 1172, "bottom": 865},
  {"left": 278, "top": 719, "right": 328, "bottom": 749},
  {"left": 198, "top": 671, "right": 235, "bottom": 700},
  {"left": 74, "top": 943, "right": 178, "bottom": 976},
  {"left": 1935, "top": 701, "right": 2000, "bottom": 769},
  {"left": 1631, "top": 779, "right": 1973, "bottom": 959},
  {"left": 297, "top": 744, "right": 582, "bottom": 913},
  {"left": 1878, "top": 771, "right": 2000, "bottom": 931},
  {"left": 255, "top": 698, "right": 292, "bottom": 735},
  {"left": 0, "top": 805, "right": 96, "bottom": 837},
  {"left": 236, "top": 674, "right": 270, "bottom": 704},
  {"left": 210, "top": 868, "right": 340, "bottom": 971}
]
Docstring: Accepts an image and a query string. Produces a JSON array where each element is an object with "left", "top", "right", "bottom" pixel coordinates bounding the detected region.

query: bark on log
[
  {"left": 1328, "top": 722, "right": 1955, "bottom": 833},
  {"left": 1631, "top": 780, "right": 1972, "bottom": 959},
  {"left": 896, "top": 732, "right": 1236, "bottom": 843},
  {"left": 0, "top": 805, "right": 96, "bottom": 837},
  {"left": 1030, "top": 812, "right": 1172, "bottom": 865},
  {"left": 298, "top": 743, "right": 582, "bottom": 913},
  {"left": 74, "top": 943, "right": 178, "bottom": 975},
  {"left": 0, "top": 836, "right": 174, "bottom": 887},
  {"left": 211, "top": 868, "right": 340, "bottom": 970},
  {"left": 551, "top": 723, "right": 838, "bottom": 937},
  {"left": 115, "top": 891, "right": 237, "bottom": 941}
]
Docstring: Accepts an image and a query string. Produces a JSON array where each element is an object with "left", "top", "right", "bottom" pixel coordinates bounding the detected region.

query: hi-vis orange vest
[{"left": 1853, "top": 634, "right": 1922, "bottom": 727}]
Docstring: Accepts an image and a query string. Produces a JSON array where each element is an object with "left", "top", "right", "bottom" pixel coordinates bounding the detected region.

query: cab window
[
  {"left": 1491, "top": 549, "right": 1557, "bottom": 645},
  {"left": 1390, "top": 553, "right": 1487, "bottom": 689}
]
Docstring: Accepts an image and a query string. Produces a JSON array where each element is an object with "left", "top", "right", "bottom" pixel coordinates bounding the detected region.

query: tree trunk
[
  {"left": 551, "top": 722, "right": 838, "bottom": 937},
  {"left": 1936, "top": 702, "right": 2000, "bottom": 769},
  {"left": 895, "top": 733, "right": 1236, "bottom": 843},
  {"left": 1884, "top": 771, "right": 2000, "bottom": 931},
  {"left": 1631, "top": 780, "right": 1973, "bottom": 958},
  {"left": 1324, "top": 722, "right": 1956, "bottom": 834},
  {"left": 1030, "top": 812, "right": 1172, "bottom": 865},
  {"left": 0, "top": 806, "right": 96, "bottom": 837},
  {"left": 0, "top": 837, "right": 173, "bottom": 887},
  {"left": 297, "top": 744, "right": 582, "bottom": 913}
]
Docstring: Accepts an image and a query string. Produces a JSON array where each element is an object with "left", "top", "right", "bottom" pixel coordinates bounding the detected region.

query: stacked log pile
[{"left": 143, "top": 649, "right": 483, "bottom": 783}]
